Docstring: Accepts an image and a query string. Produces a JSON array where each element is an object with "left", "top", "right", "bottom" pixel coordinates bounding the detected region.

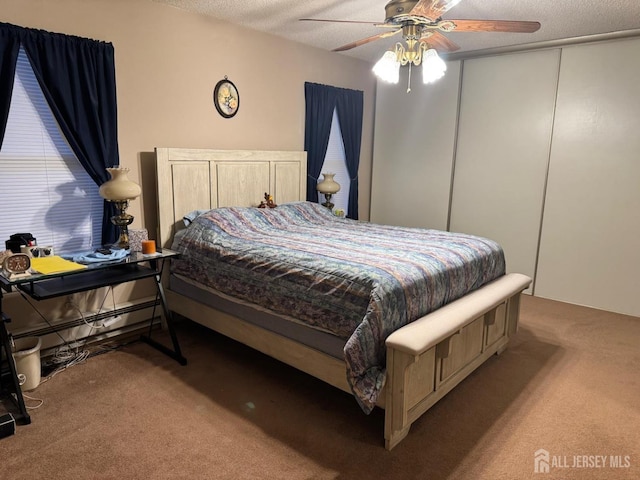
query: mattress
[{"left": 170, "top": 272, "right": 347, "bottom": 359}]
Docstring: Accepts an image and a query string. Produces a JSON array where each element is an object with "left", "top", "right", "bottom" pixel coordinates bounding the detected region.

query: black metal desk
[{"left": 0, "top": 249, "right": 186, "bottom": 424}]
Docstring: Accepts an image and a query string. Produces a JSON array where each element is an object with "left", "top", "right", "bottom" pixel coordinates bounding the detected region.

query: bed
[{"left": 155, "top": 147, "right": 531, "bottom": 450}]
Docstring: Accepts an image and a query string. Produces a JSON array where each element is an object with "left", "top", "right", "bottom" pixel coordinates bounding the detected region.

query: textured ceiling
[{"left": 153, "top": 0, "right": 640, "bottom": 63}]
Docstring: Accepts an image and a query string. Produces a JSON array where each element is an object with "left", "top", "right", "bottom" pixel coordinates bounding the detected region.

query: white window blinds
[
  {"left": 0, "top": 48, "right": 103, "bottom": 254},
  {"left": 318, "top": 108, "right": 350, "bottom": 213}
]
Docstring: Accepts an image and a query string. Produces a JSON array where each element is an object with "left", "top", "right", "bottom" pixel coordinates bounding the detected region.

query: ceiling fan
[{"left": 301, "top": 0, "right": 541, "bottom": 86}]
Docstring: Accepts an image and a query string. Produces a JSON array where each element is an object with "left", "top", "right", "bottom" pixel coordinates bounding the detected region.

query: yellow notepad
[{"left": 30, "top": 256, "right": 87, "bottom": 274}]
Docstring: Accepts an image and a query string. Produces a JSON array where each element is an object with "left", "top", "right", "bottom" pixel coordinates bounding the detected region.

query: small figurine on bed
[{"left": 258, "top": 192, "right": 277, "bottom": 208}]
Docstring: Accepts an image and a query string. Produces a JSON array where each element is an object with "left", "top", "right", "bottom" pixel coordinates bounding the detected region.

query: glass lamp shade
[
  {"left": 99, "top": 166, "right": 141, "bottom": 250},
  {"left": 317, "top": 173, "right": 340, "bottom": 211},
  {"left": 422, "top": 49, "right": 447, "bottom": 84},
  {"left": 372, "top": 50, "right": 400, "bottom": 84},
  {"left": 99, "top": 166, "right": 141, "bottom": 201},
  {"left": 316, "top": 173, "right": 341, "bottom": 194}
]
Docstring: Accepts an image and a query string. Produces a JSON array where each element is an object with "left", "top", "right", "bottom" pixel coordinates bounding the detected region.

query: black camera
[{"left": 5, "top": 233, "right": 37, "bottom": 253}]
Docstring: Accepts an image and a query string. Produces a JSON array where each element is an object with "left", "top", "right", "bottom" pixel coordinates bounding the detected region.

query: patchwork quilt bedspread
[{"left": 172, "top": 201, "right": 506, "bottom": 413}]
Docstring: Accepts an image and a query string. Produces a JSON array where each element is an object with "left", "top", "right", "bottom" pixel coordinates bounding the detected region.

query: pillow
[{"left": 182, "top": 210, "right": 209, "bottom": 226}]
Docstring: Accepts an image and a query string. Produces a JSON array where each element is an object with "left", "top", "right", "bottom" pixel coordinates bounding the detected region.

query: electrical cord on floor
[
  {"left": 23, "top": 393, "right": 44, "bottom": 410},
  {"left": 37, "top": 338, "right": 139, "bottom": 389},
  {"left": 38, "top": 348, "right": 91, "bottom": 386},
  {"left": 16, "top": 373, "right": 44, "bottom": 410}
]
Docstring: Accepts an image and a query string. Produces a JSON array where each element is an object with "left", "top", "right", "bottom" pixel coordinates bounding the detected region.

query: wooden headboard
[{"left": 155, "top": 148, "right": 307, "bottom": 248}]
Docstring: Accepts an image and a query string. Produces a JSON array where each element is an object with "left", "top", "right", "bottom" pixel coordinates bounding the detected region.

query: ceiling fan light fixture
[
  {"left": 422, "top": 48, "right": 447, "bottom": 84},
  {"left": 373, "top": 50, "right": 401, "bottom": 84},
  {"left": 305, "top": 0, "right": 541, "bottom": 89}
]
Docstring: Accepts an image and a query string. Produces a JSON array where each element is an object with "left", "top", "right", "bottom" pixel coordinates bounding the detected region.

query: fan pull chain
[{"left": 407, "top": 62, "right": 412, "bottom": 93}]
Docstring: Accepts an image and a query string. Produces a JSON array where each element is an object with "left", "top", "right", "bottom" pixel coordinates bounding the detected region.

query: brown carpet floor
[{"left": 1, "top": 295, "right": 639, "bottom": 479}]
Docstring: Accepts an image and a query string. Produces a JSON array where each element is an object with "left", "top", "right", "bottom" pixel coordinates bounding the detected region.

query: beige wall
[{"left": 1, "top": 0, "right": 375, "bottom": 340}]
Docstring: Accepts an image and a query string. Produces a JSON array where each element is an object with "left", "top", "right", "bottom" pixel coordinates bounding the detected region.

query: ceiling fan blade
[
  {"left": 410, "top": 0, "right": 463, "bottom": 20},
  {"left": 421, "top": 31, "right": 460, "bottom": 53},
  {"left": 446, "top": 19, "right": 541, "bottom": 33},
  {"left": 333, "top": 29, "right": 401, "bottom": 52},
  {"left": 299, "top": 18, "right": 379, "bottom": 25}
]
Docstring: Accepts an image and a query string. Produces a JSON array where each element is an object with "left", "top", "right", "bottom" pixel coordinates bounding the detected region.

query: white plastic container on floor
[{"left": 12, "top": 337, "right": 42, "bottom": 391}]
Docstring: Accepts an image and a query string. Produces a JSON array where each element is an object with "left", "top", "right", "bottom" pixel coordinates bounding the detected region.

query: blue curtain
[
  {"left": 304, "top": 82, "right": 336, "bottom": 204},
  {"left": 336, "top": 90, "right": 363, "bottom": 220},
  {"left": 0, "top": 22, "right": 120, "bottom": 245},
  {"left": 304, "top": 82, "right": 363, "bottom": 219},
  {"left": 0, "top": 26, "right": 20, "bottom": 148}
]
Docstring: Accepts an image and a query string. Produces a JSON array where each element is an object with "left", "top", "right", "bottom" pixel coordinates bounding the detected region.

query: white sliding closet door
[
  {"left": 370, "top": 61, "right": 461, "bottom": 230},
  {"left": 536, "top": 38, "right": 640, "bottom": 316},
  {"left": 450, "top": 49, "right": 560, "bottom": 288}
]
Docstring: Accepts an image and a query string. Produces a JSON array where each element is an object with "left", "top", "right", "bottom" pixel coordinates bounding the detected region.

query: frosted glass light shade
[
  {"left": 373, "top": 51, "right": 400, "bottom": 84},
  {"left": 422, "top": 49, "right": 447, "bottom": 84},
  {"left": 99, "top": 166, "right": 141, "bottom": 201},
  {"left": 316, "top": 173, "right": 340, "bottom": 194}
]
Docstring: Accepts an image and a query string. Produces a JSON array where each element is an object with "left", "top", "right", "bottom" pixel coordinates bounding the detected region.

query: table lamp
[
  {"left": 316, "top": 173, "right": 340, "bottom": 210},
  {"left": 99, "top": 166, "right": 142, "bottom": 250}
]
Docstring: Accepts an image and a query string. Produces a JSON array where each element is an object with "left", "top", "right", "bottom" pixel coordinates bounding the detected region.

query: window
[
  {"left": 0, "top": 48, "right": 103, "bottom": 254},
  {"left": 318, "top": 108, "right": 350, "bottom": 213}
]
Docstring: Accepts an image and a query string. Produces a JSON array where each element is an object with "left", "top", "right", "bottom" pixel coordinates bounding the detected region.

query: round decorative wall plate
[{"left": 213, "top": 76, "right": 239, "bottom": 118}]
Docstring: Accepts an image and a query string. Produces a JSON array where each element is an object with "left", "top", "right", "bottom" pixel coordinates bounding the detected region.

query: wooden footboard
[{"left": 383, "top": 273, "right": 531, "bottom": 449}]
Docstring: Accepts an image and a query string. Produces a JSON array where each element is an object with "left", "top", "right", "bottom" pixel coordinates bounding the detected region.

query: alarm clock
[{"left": 2, "top": 253, "right": 32, "bottom": 279}]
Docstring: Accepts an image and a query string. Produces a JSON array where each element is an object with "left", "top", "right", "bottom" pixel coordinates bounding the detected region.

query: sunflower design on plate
[{"left": 213, "top": 77, "right": 239, "bottom": 118}]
